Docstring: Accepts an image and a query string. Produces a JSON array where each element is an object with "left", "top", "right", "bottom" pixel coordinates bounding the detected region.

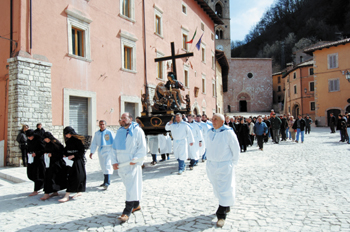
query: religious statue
[{"left": 153, "top": 72, "right": 186, "bottom": 110}]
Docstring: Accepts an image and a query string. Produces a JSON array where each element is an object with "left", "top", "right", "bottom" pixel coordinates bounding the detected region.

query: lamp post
[{"left": 346, "top": 71, "right": 350, "bottom": 82}]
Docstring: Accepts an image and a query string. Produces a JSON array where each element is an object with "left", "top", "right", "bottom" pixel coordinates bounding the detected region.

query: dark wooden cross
[{"left": 154, "top": 42, "right": 193, "bottom": 80}]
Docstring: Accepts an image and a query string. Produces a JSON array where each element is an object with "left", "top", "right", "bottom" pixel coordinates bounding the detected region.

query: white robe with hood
[
  {"left": 112, "top": 126, "right": 146, "bottom": 201},
  {"left": 205, "top": 125, "right": 240, "bottom": 206},
  {"left": 90, "top": 129, "right": 115, "bottom": 174},
  {"left": 158, "top": 133, "right": 172, "bottom": 154},
  {"left": 188, "top": 122, "right": 203, "bottom": 160},
  {"left": 165, "top": 121, "right": 194, "bottom": 160}
]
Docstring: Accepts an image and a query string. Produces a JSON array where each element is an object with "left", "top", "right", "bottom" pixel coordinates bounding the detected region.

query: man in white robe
[
  {"left": 158, "top": 132, "right": 172, "bottom": 161},
  {"left": 148, "top": 135, "right": 159, "bottom": 165},
  {"left": 165, "top": 113, "right": 194, "bottom": 175},
  {"left": 187, "top": 114, "right": 203, "bottom": 170},
  {"left": 196, "top": 114, "right": 212, "bottom": 162},
  {"left": 90, "top": 120, "right": 115, "bottom": 189},
  {"left": 205, "top": 113, "right": 240, "bottom": 227},
  {"left": 112, "top": 113, "right": 147, "bottom": 222}
]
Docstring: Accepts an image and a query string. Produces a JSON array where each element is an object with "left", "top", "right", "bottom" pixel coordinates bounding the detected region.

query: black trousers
[
  {"left": 123, "top": 201, "right": 140, "bottom": 216},
  {"left": 257, "top": 135, "right": 264, "bottom": 149},
  {"left": 305, "top": 126, "right": 311, "bottom": 134},
  {"left": 216, "top": 205, "right": 230, "bottom": 220},
  {"left": 161, "top": 154, "right": 169, "bottom": 160},
  {"left": 249, "top": 135, "right": 255, "bottom": 145},
  {"left": 330, "top": 123, "right": 335, "bottom": 133},
  {"left": 21, "top": 147, "right": 27, "bottom": 166},
  {"left": 281, "top": 129, "right": 286, "bottom": 141}
]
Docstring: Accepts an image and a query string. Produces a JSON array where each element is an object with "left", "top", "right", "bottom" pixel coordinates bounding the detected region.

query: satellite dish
[{"left": 216, "top": 45, "right": 223, "bottom": 51}]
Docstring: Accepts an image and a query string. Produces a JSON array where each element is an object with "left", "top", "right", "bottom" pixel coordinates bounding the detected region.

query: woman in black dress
[
  {"left": 16, "top": 124, "right": 29, "bottom": 167},
  {"left": 237, "top": 118, "right": 251, "bottom": 152},
  {"left": 26, "top": 129, "right": 46, "bottom": 196},
  {"left": 59, "top": 126, "right": 86, "bottom": 203},
  {"left": 40, "top": 132, "right": 67, "bottom": 201}
]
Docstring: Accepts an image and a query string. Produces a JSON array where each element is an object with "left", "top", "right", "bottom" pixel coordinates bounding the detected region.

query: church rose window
[{"left": 247, "top": 73, "right": 253, "bottom": 78}]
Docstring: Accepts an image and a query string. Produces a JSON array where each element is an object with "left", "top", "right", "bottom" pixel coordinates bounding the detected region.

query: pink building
[{"left": 0, "top": 0, "right": 223, "bottom": 166}]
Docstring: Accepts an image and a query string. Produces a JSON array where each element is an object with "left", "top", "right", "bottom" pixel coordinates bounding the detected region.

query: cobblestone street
[{"left": 1, "top": 127, "right": 350, "bottom": 231}]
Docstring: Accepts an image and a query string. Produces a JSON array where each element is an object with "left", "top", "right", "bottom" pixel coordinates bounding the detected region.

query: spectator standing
[
  {"left": 270, "top": 113, "right": 282, "bottom": 144},
  {"left": 293, "top": 115, "right": 306, "bottom": 143},
  {"left": 280, "top": 115, "right": 288, "bottom": 141},
  {"left": 305, "top": 116, "right": 313, "bottom": 134},
  {"left": 17, "top": 124, "right": 29, "bottom": 167},
  {"left": 254, "top": 117, "right": 268, "bottom": 151},
  {"left": 288, "top": 116, "right": 296, "bottom": 141},
  {"left": 337, "top": 115, "right": 346, "bottom": 142},
  {"left": 330, "top": 113, "right": 336, "bottom": 133},
  {"left": 247, "top": 118, "right": 255, "bottom": 146}
]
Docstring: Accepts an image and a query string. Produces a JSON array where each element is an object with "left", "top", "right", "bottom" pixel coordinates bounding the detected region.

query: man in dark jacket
[
  {"left": 292, "top": 115, "right": 306, "bottom": 143},
  {"left": 34, "top": 123, "right": 46, "bottom": 139},
  {"left": 270, "top": 113, "right": 282, "bottom": 144},
  {"left": 280, "top": 115, "right": 288, "bottom": 141},
  {"left": 330, "top": 113, "right": 336, "bottom": 133},
  {"left": 305, "top": 116, "right": 313, "bottom": 134},
  {"left": 337, "top": 115, "right": 346, "bottom": 142}
]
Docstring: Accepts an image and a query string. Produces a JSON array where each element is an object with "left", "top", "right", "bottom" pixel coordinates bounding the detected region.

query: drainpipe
[
  {"left": 142, "top": 0, "right": 151, "bottom": 115},
  {"left": 300, "top": 68, "right": 303, "bottom": 117},
  {"left": 30, "top": 0, "right": 32, "bottom": 51},
  {"left": 10, "top": 0, "right": 13, "bottom": 56}
]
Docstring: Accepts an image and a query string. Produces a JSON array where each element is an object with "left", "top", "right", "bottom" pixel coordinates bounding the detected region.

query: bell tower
[{"left": 207, "top": 0, "right": 231, "bottom": 58}]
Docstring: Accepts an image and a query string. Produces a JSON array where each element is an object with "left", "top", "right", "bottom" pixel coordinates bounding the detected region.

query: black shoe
[
  {"left": 159, "top": 159, "right": 166, "bottom": 162},
  {"left": 99, "top": 183, "right": 105, "bottom": 187}
]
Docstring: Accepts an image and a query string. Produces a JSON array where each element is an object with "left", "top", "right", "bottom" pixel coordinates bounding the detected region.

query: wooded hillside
[{"left": 231, "top": 0, "right": 350, "bottom": 72}]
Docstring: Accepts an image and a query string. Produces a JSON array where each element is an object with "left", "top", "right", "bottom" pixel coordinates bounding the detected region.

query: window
[
  {"left": 212, "top": 80, "right": 215, "bottom": 97},
  {"left": 182, "top": 27, "right": 189, "bottom": 51},
  {"left": 277, "top": 96, "right": 281, "bottom": 102},
  {"left": 215, "top": 3, "right": 222, "bottom": 18},
  {"left": 71, "top": 27, "right": 84, "bottom": 57},
  {"left": 211, "top": 33, "right": 214, "bottom": 41},
  {"left": 294, "top": 85, "right": 297, "bottom": 94},
  {"left": 328, "top": 79, "right": 340, "bottom": 92},
  {"left": 300, "top": 56, "right": 303, "bottom": 63},
  {"left": 124, "top": 46, "right": 132, "bottom": 70},
  {"left": 156, "top": 51, "right": 164, "bottom": 80},
  {"left": 310, "top": 102, "right": 315, "bottom": 111},
  {"left": 201, "top": 43, "right": 206, "bottom": 63},
  {"left": 309, "top": 81, "right": 314, "bottom": 92},
  {"left": 309, "top": 68, "right": 314, "bottom": 75},
  {"left": 201, "top": 22, "right": 205, "bottom": 31},
  {"left": 293, "top": 72, "right": 296, "bottom": 79},
  {"left": 154, "top": 5, "right": 163, "bottom": 37},
  {"left": 120, "top": 30, "right": 137, "bottom": 73},
  {"left": 66, "top": 11, "right": 92, "bottom": 61},
  {"left": 120, "top": 0, "right": 135, "bottom": 21},
  {"left": 184, "top": 65, "right": 189, "bottom": 88},
  {"left": 277, "top": 85, "right": 281, "bottom": 92},
  {"left": 202, "top": 74, "right": 206, "bottom": 94},
  {"left": 212, "top": 52, "right": 215, "bottom": 69},
  {"left": 328, "top": 53, "right": 338, "bottom": 69},
  {"left": 182, "top": 2, "right": 187, "bottom": 15},
  {"left": 278, "top": 76, "right": 281, "bottom": 83}
]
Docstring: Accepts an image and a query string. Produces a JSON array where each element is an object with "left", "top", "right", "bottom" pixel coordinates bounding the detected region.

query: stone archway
[
  {"left": 292, "top": 104, "right": 300, "bottom": 118},
  {"left": 237, "top": 92, "right": 251, "bottom": 112}
]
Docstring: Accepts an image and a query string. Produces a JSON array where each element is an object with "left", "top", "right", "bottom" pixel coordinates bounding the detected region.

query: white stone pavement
[{"left": 0, "top": 127, "right": 350, "bottom": 232}]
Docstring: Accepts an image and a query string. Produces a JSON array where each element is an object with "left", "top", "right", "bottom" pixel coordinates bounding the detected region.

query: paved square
[{"left": 0, "top": 127, "right": 349, "bottom": 231}]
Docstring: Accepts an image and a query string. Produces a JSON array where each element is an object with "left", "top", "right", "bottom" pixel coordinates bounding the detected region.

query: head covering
[
  {"left": 26, "top": 129, "right": 35, "bottom": 137},
  {"left": 113, "top": 122, "right": 139, "bottom": 150},
  {"left": 63, "top": 126, "right": 77, "bottom": 135},
  {"left": 43, "top": 132, "right": 55, "bottom": 140}
]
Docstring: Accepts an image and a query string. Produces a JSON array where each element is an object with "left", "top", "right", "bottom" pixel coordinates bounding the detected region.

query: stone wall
[{"left": 7, "top": 56, "right": 52, "bottom": 166}]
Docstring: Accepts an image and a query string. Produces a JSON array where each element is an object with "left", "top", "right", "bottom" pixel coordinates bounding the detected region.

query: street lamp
[{"left": 346, "top": 71, "right": 350, "bottom": 82}]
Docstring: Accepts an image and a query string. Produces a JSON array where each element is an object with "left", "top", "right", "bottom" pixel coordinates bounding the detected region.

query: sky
[{"left": 230, "top": 0, "right": 275, "bottom": 42}]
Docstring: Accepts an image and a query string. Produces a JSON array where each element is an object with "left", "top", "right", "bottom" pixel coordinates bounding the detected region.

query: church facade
[
  {"left": 224, "top": 58, "right": 273, "bottom": 113},
  {"left": 0, "top": 0, "right": 223, "bottom": 166}
]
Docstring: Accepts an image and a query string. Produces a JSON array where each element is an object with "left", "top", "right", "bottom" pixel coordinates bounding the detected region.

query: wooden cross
[{"left": 154, "top": 42, "right": 193, "bottom": 80}]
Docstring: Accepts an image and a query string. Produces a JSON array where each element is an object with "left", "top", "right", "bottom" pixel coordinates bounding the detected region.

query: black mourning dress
[
  {"left": 43, "top": 140, "right": 68, "bottom": 194},
  {"left": 64, "top": 136, "right": 86, "bottom": 193},
  {"left": 27, "top": 135, "right": 46, "bottom": 191},
  {"left": 237, "top": 123, "right": 251, "bottom": 152}
]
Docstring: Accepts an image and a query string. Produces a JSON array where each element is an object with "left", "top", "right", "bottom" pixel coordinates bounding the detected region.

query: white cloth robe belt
[
  {"left": 205, "top": 128, "right": 240, "bottom": 206},
  {"left": 188, "top": 122, "right": 203, "bottom": 160},
  {"left": 165, "top": 122, "right": 194, "bottom": 160},
  {"left": 90, "top": 129, "right": 115, "bottom": 175},
  {"left": 112, "top": 126, "right": 146, "bottom": 201}
]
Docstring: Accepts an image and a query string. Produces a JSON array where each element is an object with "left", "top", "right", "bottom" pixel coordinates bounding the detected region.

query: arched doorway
[
  {"left": 292, "top": 104, "right": 300, "bottom": 118},
  {"left": 239, "top": 101, "right": 247, "bottom": 112},
  {"left": 193, "top": 108, "right": 198, "bottom": 116},
  {"left": 327, "top": 109, "right": 341, "bottom": 126}
]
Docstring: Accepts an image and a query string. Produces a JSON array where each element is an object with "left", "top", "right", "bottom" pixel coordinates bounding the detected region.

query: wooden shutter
[{"left": 69, "top": 96, "right": 88, "bottom": 135}]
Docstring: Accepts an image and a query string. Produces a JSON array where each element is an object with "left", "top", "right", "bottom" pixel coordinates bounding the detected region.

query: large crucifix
[{"left": 154, "top": 42, "right": 193, "bottom": 80}]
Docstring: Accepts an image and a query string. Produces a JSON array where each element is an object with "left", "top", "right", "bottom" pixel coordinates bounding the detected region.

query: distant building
[
  {"left": 224, "top": 58, "right": 273, "bottom": 113},
  {"left": 283, "top": 60, "right": 315, "bottom": 120},
  {"left": 215, "top": 50, "right": 229, "bottom": 115},
  {"left": 304, "top": 38, "right": 350, "bottom": 126}
]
